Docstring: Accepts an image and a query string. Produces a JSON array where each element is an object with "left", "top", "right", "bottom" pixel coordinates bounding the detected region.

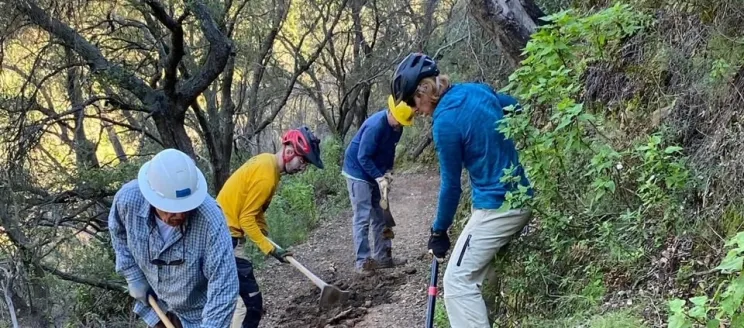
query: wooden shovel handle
[
  {"left": 267, "top": 239, "right": 327, "bottom": 289},
  {"left": 284, "top": 256, "right": 327, "bottom": 289},
  {"left": 148, "top": 295, "right": 176, "bottom": 328}
]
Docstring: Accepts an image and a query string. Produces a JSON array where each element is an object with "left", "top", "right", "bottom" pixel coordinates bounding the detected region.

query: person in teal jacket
[{"left": 390, "top": 53, "right": 533, "bottom": 327}]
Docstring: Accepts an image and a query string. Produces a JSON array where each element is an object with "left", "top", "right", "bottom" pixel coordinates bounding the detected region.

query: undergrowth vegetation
[
  {"left": 496, "top": 5, "right": 686, "bottom": 324},
  {"left": 668, "top": 232, "right": 744, "bottom": 327},
  {"left": 495, "top": 3, "right": 688, "bottom": 319},
  {"left": 434, "top": 0, "right": 744, "bottom": 326}
]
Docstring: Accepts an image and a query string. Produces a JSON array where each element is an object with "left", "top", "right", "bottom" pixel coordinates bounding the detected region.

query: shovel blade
[{"left": 318, "top": 284, "right": 351, "bottom": 308}]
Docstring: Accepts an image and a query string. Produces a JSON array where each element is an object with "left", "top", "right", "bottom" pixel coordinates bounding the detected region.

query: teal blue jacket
[{"left": 431, "top": 83, "right": 532, "bottom": 232}]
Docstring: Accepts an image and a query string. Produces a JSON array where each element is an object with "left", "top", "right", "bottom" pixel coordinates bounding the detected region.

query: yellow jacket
[{"left": 216, "top": 153, "right": 281, "bottom": 254}]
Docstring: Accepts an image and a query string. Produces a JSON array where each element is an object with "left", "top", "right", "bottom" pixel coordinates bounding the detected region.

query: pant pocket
[
  {"left": 456, "top": 234, "right": 472, "bottom": 267},
  {"left": 236, "top": 258, "right": 260, "bottom": 295}
]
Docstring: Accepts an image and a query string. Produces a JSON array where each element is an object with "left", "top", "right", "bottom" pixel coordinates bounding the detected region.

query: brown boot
[
  {"left": 376, "top": 248, "right": 407, "bottom": 268},
  {"left": 355, "top": 258, "right": 376, "bottom": 276}
]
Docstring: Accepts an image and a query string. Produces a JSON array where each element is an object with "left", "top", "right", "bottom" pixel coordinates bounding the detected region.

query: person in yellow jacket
[{"left": 216, "top": 126, "right": 324, "bottom": 328}]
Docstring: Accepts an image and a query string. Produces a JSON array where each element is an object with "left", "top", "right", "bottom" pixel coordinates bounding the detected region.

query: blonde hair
[{"left": 417, "top": 75, "right": 450, "bottom": 104}]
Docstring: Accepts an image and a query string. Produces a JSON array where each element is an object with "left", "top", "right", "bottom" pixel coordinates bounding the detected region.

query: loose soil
[{"left": 256, "top": 169, "right": 440, "bottom": 328}]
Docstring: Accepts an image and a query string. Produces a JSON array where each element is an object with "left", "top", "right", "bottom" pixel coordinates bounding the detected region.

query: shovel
[
  {"left": 148, "top": 295, "right": 176, "bottom": 328},
  {"left": 268, "top": 239, "right": 351, "bottom": 308},
  {"left": 379, "top": 174, "right": 396, "bottom": 239}
]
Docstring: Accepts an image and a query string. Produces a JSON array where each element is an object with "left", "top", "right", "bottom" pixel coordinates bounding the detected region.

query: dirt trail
[{"left": 256, "top": 169, "right": 441, "bottom": 328}]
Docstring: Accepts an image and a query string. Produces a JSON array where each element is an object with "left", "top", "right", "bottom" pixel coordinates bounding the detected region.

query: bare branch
[
  {"left": 177, "top": 0, "right": 233, "bottom": 106},
  {"left": 40, "top": 264, "right": 125, "bottom": 293},
  {"left": 246, "top": 0, "right": 289, "bottom": 127},
  {"left": 15, "top": 0, "right": 154, "bottom": 102},
  {"left": 251, "top": 0, "right": 350, "bottom": 137},
  {"left": 144, "top": 0, "right": 187, "bottom": 97}
]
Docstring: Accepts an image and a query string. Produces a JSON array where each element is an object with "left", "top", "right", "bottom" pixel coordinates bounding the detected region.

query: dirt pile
[
  {"left": 255, "top": 170, "right": 440, "bottom": 328},
  {"left": 276, "top": 271, "right": 412, "bottom": 327}
]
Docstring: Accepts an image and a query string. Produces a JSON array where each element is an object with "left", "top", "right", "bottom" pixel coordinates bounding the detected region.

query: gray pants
[
  {"left": 346, "top": 178, "right": 391, "bottom": 268},
  {"left": 443, "top": 208, "right": 532, "bottom": 328}
]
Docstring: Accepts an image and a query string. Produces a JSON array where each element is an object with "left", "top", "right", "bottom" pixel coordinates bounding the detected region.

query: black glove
[
  {"left": 428, "top": 229, "right": 451, "bottom": 259},
  {"left": 269, "top": 246, "right": 293, "bottom": 264}
]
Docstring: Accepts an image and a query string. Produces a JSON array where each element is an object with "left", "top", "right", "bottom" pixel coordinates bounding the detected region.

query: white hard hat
[{"left": 137, "top": 148, "right": 208, "bottom": 213}]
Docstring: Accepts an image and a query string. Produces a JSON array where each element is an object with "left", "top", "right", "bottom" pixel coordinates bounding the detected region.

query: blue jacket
[
  {"left": 343, "top": 110, "right": 402, "bottom": 183},
  {"left": 431, "top": 82, "right": 532, "bottom": 232}
]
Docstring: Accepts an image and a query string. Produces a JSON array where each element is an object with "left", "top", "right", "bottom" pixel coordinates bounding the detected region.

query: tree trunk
[
  {"left": 66, "top": 48, "right": 100, "bottom": 170},
  {"left": 105, "top": 124, "right": 128, "bottom": 162},
  {"left": 409, "top": 132, "right": 433, "bottom": 160},
  {"left": 151, "top": 100, "right": 195, "bottom": 157},
  {"left": 2, "top": 279, "right": 19, "bottom": 328},
  {"left": 469, "top": 0, "right": 546, "bottom": 68},
  {"left": 214, "top": 56, "right": 237, "bottom": 193},
  {"left": 417, "top": 0, "right": 439, "bottom": 51},
  {"left": 355, "top": 86, "right": 371, "bottom": 130}
]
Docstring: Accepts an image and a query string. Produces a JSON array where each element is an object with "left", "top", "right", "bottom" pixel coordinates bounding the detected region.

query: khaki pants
[{"left": 443, "top": 208, "right": 531, "bottom": 328}]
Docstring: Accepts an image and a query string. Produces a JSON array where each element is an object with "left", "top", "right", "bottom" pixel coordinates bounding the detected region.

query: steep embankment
[{"left": 255, "top": 170, "right": 440, "bottom": 328}]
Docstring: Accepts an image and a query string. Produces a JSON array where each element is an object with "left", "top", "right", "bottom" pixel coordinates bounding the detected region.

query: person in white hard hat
[{"left": 108, "top": 148, "right": 239, "bottom": 328}]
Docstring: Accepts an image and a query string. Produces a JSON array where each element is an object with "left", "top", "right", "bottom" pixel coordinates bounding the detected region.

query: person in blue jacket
[
  {"left": 342, "top": 95, "right": 415, "bottom": 276},
  {"left": 390, "top": 53, "right": 533, "bottom": 327}
]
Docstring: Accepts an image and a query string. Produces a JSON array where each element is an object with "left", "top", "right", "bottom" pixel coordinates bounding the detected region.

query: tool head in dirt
[{"left": 319, "top": 283, "right": 351, "bottom": 308}]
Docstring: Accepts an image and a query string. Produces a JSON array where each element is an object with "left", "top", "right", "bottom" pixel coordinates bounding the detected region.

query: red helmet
[{"left": 281, "top": 126, "right": 324, "bottom": 169}]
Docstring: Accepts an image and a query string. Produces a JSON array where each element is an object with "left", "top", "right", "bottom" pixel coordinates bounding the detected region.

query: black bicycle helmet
[
  {"left": 390, "top": 53, "right": 440, "bottom": 107},
  {"left": 281, "top": 126, "right": 324, "bottom": 169}
]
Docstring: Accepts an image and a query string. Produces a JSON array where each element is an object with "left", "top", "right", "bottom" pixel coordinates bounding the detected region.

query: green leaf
[
  {"left": 669, "top": 299, "right": 686, "bottom": 314},
  {"left": 690, "top": 295, "right": 708, "bottom": 306},
  {"left": 668, "top": 313, "right": 692, "bottom": 328},
  {"left": 715, "top": 256, "right": 743, "bottom": 274},
  {"left": 725, "top": 232, "right": 744, "bottom": 248},
  {"left": 664, "top": 146, "right": 683, "bottom": 154},
  {"left": 731, "top": 313, "right": 744, "bottom": 327},
  {"left": 689, "top": 304, "right": 707, "bottom": 319},
  {"left": 720, "top": 275, "right": 744, "bottom": 315},
  {"left": 605, "top": 180, "right": 616, "bottom": 193},
  {"left": 706, "top": 319, "right": 720, "bottom": 328}
]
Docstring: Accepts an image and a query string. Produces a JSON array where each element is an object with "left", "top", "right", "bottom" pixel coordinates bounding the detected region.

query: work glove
[
  {"left": 375, "top": 175, "right": 390, "bottom": 193},
  {"left": 269, "top": 245, "right": 293, "bottom": 264},
  {"left": 377, "top": 172, "right": 393, "bottom": 208},
  {"left": 127, "top": 278, "right": 155, "bottom": 304},
  {"left": 428, "top": 229, "right": 451, "bottom": 260}
]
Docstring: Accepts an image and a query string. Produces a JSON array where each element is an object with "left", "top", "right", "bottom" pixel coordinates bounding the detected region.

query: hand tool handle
[
  {"left": 380, "top": 183, "right": 390, "bottom": 210},
  {"left": 425, "top": 256, "right": 440, "bottom": 328},
  {"left": 267, "top": 238, "right": 327, "bottom": 289},
  {"left": 149, "top": 295, "right": 176, "bottom": 328},
  {"left": 284, "top": 255, "right": 327, "bottom": 289}
]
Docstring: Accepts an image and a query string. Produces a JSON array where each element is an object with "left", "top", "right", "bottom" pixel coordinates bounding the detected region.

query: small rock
[
  {"left": 365, "top": 300, "right": 372, "bottom": 307},
  {"left": 404, "top": 267, "right": 417, "bottom": 274}
]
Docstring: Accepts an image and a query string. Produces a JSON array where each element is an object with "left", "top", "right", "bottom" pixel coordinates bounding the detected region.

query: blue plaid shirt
[{"left": 108, "top": 180, "right": 238, "bottom": 327}]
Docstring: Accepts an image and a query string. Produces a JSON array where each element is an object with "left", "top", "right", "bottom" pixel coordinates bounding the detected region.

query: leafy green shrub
[
  {"left": 449, "top": 3, "right": 696, "bottom": 324},
  {"left": 667, "top": 232, "right": 744, "bottom": 327},
  {"left": 265, "top": 179, "right": 317, "bottom": 248}
]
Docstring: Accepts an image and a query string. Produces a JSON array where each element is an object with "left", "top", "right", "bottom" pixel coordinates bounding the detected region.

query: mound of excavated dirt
[
  {"left": 255, "top": 170, "right": 440, "bottom": 328},
  {"left": 276, "top": 272, "right": 410, "bottom": 327}
]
